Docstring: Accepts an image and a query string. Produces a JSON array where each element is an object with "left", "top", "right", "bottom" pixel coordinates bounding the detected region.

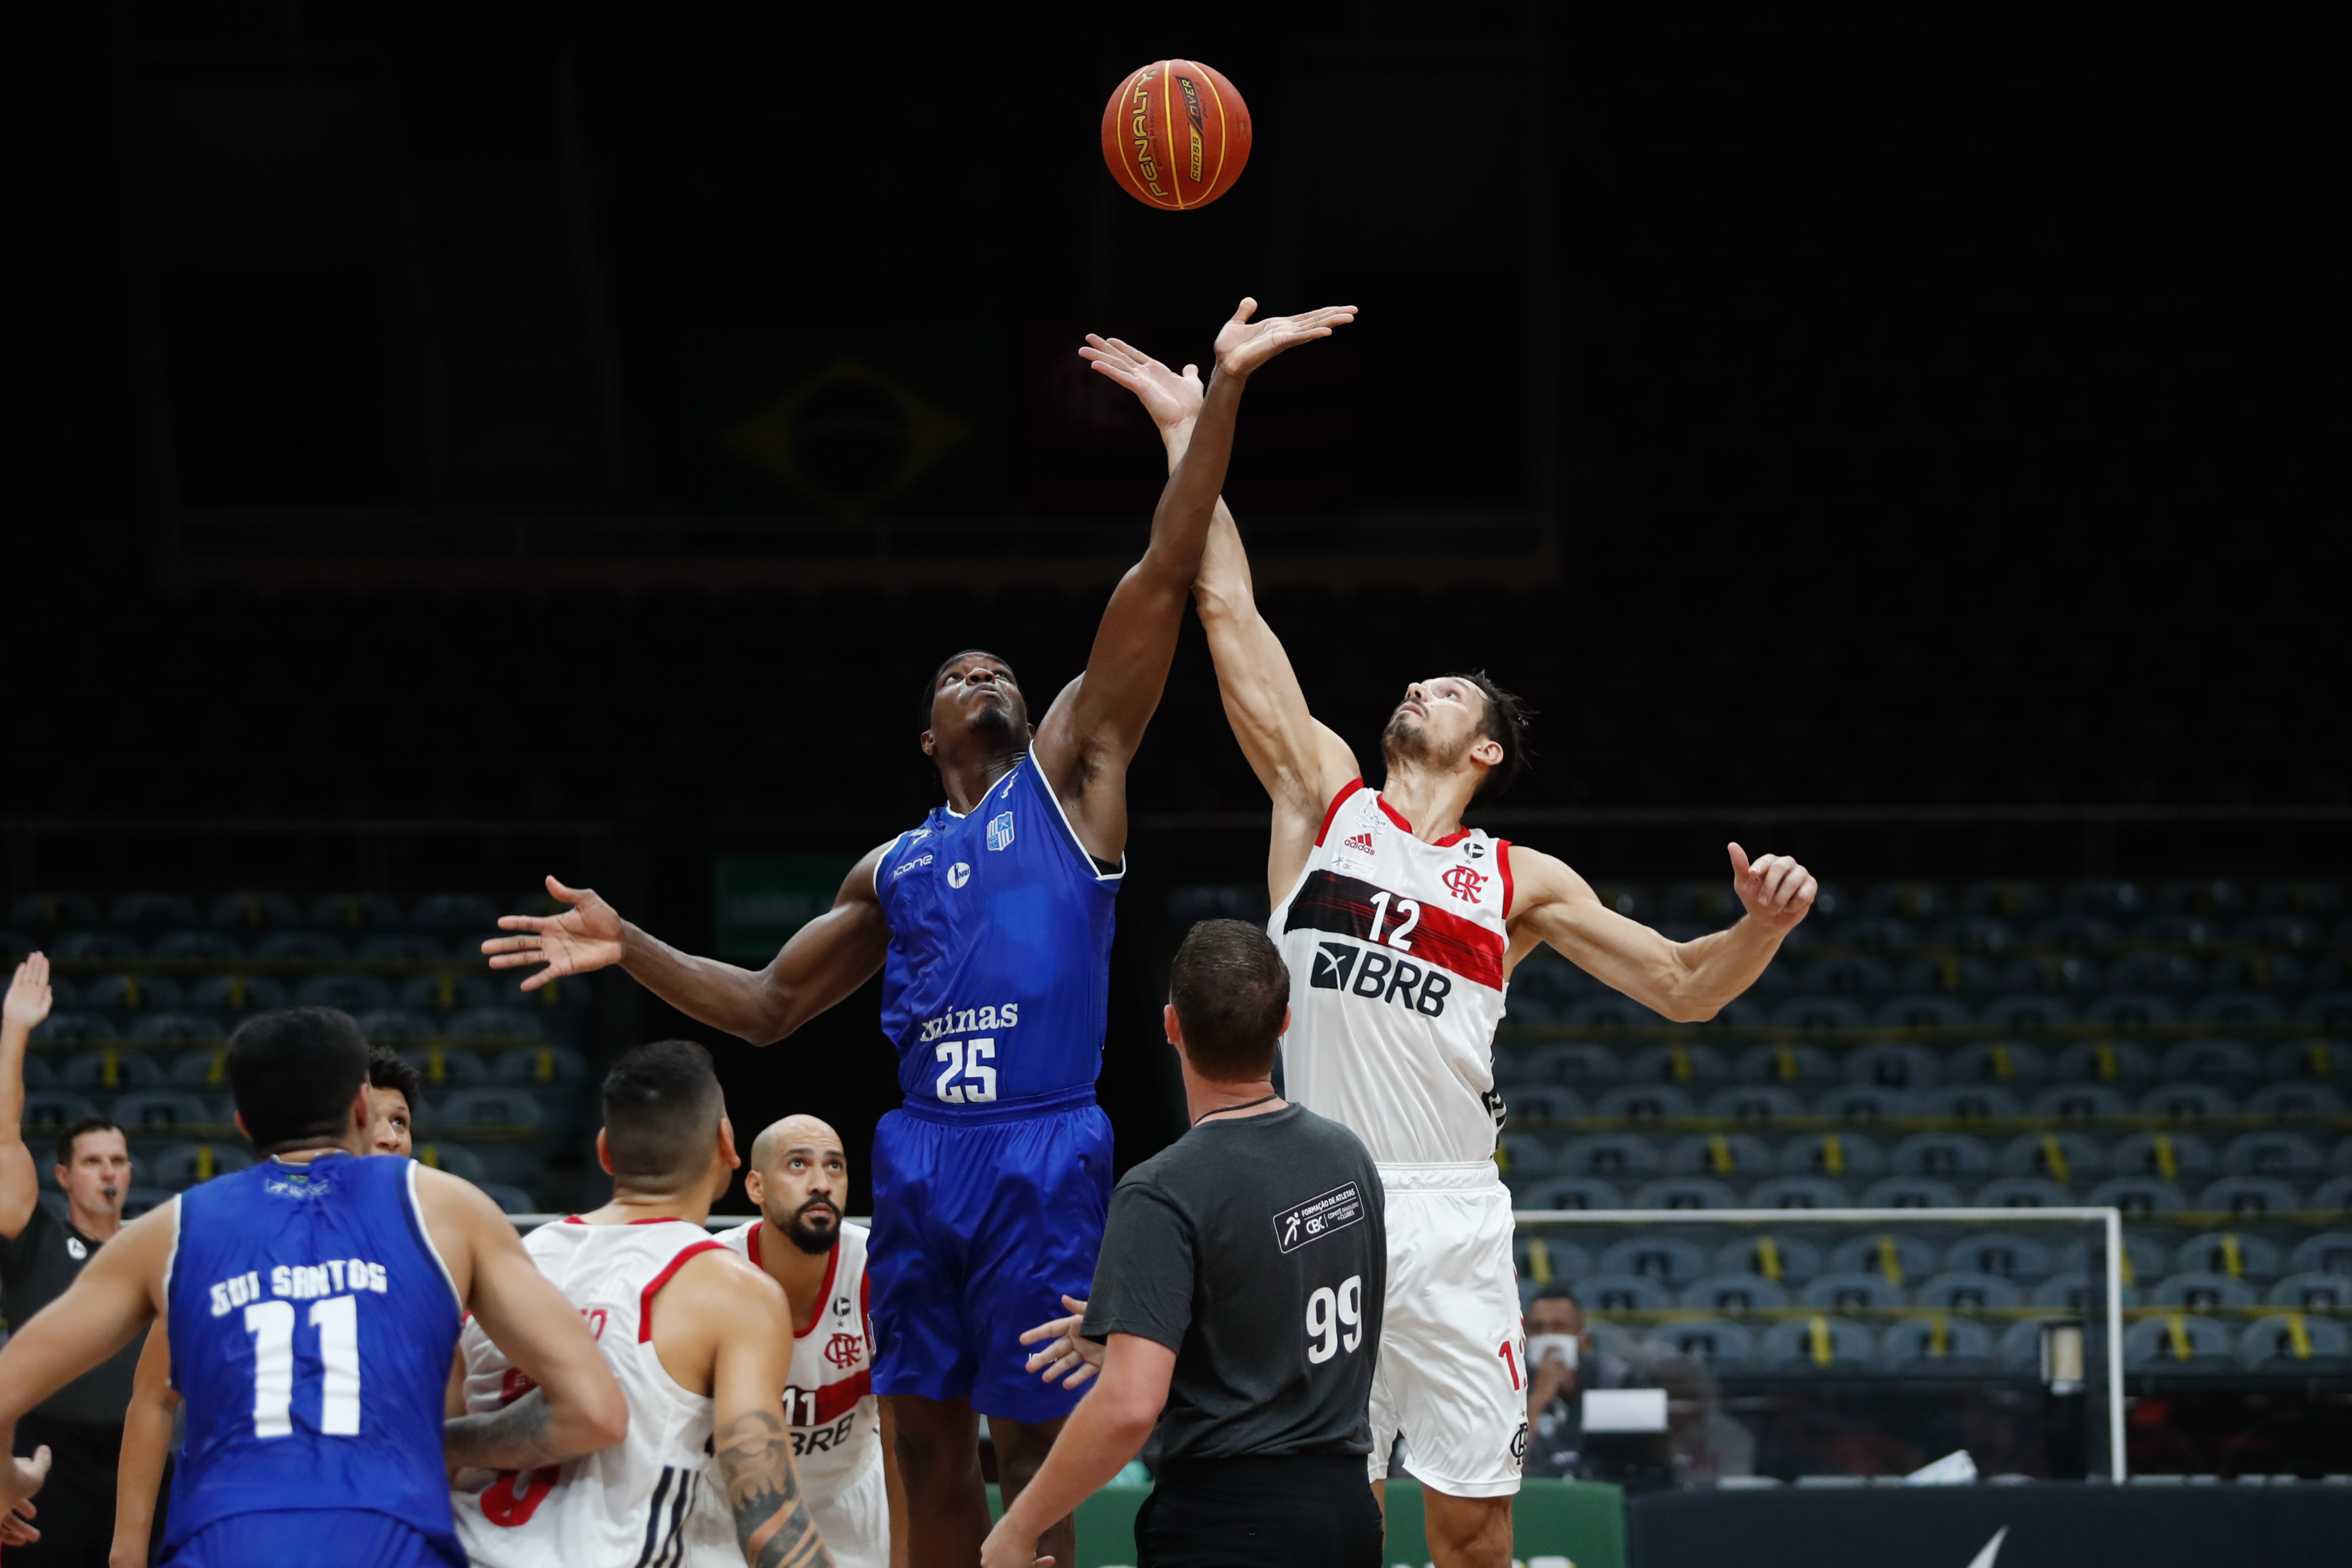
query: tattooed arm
[
  {"left": 714, "top": 1408, "right": 832, "bottom": 1568},
  {"left": 444, "top": 1388, "right": 572, "bottom": 1473}
]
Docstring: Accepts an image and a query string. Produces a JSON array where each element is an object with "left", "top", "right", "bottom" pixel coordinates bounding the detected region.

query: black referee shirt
[
  {"left": 1082, "top": 1102, "right": 1385, "bottom": 1463},
  {"left": 1, "top": 1198, "right": 145, "bottom": 1425}
]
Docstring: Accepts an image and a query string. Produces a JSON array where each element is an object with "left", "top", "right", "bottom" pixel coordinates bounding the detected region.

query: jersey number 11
[{"left": 243, "top": 1297, "right": 362, "bottom": 1437}]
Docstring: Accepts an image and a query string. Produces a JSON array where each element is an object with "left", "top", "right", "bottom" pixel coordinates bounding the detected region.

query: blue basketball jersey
[
  {"left": 876, "top": 751, "right": 1122, "bottom": 1114},
  {"left": 163, "top": 1152, "right": 463, "bottom": 1560}
]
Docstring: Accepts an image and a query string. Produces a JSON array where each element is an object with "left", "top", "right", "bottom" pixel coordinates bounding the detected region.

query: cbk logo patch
[{"left": 987, "top": 811, "right": 1015, "bottom": 851}]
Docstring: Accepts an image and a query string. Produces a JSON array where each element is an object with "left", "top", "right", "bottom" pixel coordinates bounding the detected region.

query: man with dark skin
[{"left": 484, "top": 298, "right": 1356, "bottom": 1567}]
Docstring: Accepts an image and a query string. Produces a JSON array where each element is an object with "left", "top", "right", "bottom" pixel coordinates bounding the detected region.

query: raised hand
[
  {"left": 1079, "top": 334, "right": 1203, "bottom": 432},
  {"left": 1729, "top": 843, "right": 1816, "bottom": 934},
  {"left": 4, "top": 953, "right": 52, "bottom": 1033},
  {"left": 1018, "top": 1294, "right": 1103, "bottom": 1389},
  {"left": 482, "top": 876, "right": 625, "bottom": 992},
  {"left": 1211, "top": 297, "right": 1357, "bottom": 378}
]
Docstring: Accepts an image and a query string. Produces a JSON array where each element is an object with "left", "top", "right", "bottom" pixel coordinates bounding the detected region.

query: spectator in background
[
  {"left": 1520, "top": 1286, "right": 1640, "bottom": 1481},
  {"left": 2, "top": 952, "right": 147, "bottom": 1562}
]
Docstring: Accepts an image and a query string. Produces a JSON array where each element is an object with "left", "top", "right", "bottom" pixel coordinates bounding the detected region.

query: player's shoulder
[
  {"left": 709, "top": 1217, "right": 757, "bottom": 1256},
  {"left": 671, "top": 1240, "right": 788, "bottom": 1319}
]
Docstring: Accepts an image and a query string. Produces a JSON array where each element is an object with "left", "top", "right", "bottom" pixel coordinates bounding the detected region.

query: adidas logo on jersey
[
  {"left": 1341, "top": 831, "right": 1375, "bottom": 856},
  {"left": 1309, "top": 939, "right": 1451, "bottom": 1017}
]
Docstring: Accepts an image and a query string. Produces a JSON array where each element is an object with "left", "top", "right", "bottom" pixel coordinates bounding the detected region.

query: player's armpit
[{"left": 420, "top": 1170, "right": 627, "bottom": 1460}]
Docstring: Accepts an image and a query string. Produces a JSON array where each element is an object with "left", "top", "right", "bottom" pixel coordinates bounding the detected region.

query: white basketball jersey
[
  {"left": 687, "top": 1220, "right": 884, "bottom": 1567},
  {"left": 454, "top": 1217, "right": 727, "bottom": 1568},
  {"left": 1272, "top": 780, "right": 1514, "bottom": 1167}
]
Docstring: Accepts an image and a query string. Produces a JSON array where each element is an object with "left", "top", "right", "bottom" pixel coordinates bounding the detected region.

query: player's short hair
[
  {"left": 919, "top": 648, "right": 1019, "bottom": 727},
  {"left": 1532, "top": 1284, "right": 1582, "bottom": 1307},
  {"left": 601, "top": 1040, "right": 725, "bottom": 1191},
  {"left": 366, "top": 1045, "right": 422, "bottom": 1111},
  {"left": 54, "top": 1114, "right": 125, "bottom": 1169},
  {"left": 1168, "top": 920, "right": 1290, "bottom": 1083},
  {"left": 1446, "top": 670, "right": 1533, "bottom": 798},
  {"left": 227, "top": 1008, "right": 372, "bottom": 1154}
]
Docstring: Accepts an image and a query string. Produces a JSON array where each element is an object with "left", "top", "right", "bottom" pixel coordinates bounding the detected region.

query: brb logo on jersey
[
  {"left": 1442, "top": 865, "right": 1488, "bottom": 902},
  {"left": 987, "top": 811, "right": 1015, "bottom": 851},
  {"left": 1309, "top": 939, "right": 1452, "bottom": 1017}
]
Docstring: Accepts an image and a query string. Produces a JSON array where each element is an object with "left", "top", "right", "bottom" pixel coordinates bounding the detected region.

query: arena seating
[
  {"left": 4, "top": 891, "right": 595, "bottom": 1215},
  {"left": 1193, "top": 874, "right": 2351, "bottom": 1380}
]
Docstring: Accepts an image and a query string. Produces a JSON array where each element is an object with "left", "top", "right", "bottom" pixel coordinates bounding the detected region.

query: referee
[{"left": 982, "top": 920, "right": 1386, "bottom": 1568}]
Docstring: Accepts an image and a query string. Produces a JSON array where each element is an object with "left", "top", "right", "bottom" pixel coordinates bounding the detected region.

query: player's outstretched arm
[
  {"left": 0, "top": 1200, "right": 175, "bottom": 1527},
  {"left": 1, "top": 954, "right": 56, "bottom": 1241},
  {"left": 1508, "top": 842, "right": 1817, "bottom": 1022},
  {"left": 1033, "top": 300, "right": 1355, "bottom": 861},
  {"left": 109, "top": 1328, "right": 178, "bottom": 1568},
  {"left": 486, "top": 848, "right": 894, "bottom": 1047},
  {"left": 425, "top": 1170, "right": 628, "bottom": 1469},
  {"left": 1080, "top": 337, "right": 1358, "bottom": 895},
  {"left": 981, "top": 1332, "right": 1174, "bottom": 1568}
]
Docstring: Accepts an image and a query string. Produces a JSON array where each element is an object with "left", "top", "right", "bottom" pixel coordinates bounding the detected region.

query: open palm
[
  {"left": 482, "top": 876, "right": 625, "bottom": 991},
  {"left": 1078, "top": 334, "right": 1203, "bottom": 431},
  {"left": 1212, "top": 296, "right": 1357, "bottom": 377},
  {"left": 4, "top": 954, "right": 51, "bottom": 1031}
]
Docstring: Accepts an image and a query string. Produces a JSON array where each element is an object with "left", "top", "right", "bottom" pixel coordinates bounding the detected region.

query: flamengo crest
[
  {"left": 1442, "top": 865, "right": 1488, "bottom": 902},
  {"left": 824, "top": 1332, "right": 863, "bottom": 1369}
]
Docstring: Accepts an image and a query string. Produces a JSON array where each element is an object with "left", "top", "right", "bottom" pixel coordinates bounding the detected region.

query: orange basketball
[{"left": 1100, "top": 60, "right": 1252, "bottom": 211}]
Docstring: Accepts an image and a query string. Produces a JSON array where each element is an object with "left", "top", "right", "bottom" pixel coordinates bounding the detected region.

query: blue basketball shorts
[
  {"left": 867, "top": 1094, "right": 1112, "bottom": 1423},
  {"left": 164, "top": 1510, "right": 462, "bottom": 1568}
]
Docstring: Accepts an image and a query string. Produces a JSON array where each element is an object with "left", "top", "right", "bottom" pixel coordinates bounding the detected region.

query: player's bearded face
[
  {"left": 783, "top": 1193, "right": 842, "bottom": 1255},
  {"left": 1382, "top": 702, "right": 1473, "bottom": 774}
]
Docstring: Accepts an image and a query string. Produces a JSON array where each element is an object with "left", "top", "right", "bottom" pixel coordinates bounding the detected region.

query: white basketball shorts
[{"left": 1366, "top": 1163, "right": 1526, "bottom": 1499}]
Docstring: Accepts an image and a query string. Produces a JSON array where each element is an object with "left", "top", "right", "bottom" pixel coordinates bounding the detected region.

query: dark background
[{"left": 4, "top": 4, "right": 2345, "bottom": 1204}]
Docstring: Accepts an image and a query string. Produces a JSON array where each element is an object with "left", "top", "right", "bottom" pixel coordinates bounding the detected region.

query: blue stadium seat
[
  {"left": 2030, "top": 1272, "right": 2136, "bottom": 1311},
  {"left": 206, "top": 893, "right": 305, "bottom": 934},
  {"left": 1816, "top": 1085, "right": 1915, "bottom": 1121},
  {"left": 110, "top": 1091, "right": 214, "bottom": 1133},
  {"left": 411, "top": 894, "right": 500, "bottom": 933},
  {"left": 2124, "top": 1314, "right": 2235, "bottom": 1370},
  {"left": 254, "top": 932, "right": 347, "bottom": 963},
  {"left": 1625, "top": 1044, "right": 1730, "bottom": 1086},
  {"left": 1499, "top": 1134, "right": 1555, "bottom": 1178},
  {"left": 1679, "top": 1275, "right": 1787, "bottom": 1314},
  {"left": 2288, "top": 1232, "right": 2352, "bottom": 1275},
  {"left": 398, "top": 1046, "right": 490, "bottom": 1090},
  {"left": 1911, "top": 1272, "right": 2022, "bottom": 1311},
  {"left": 1759, "top": 1316, "right": 1877, "bottom": 1369},
  {"left": 10, "top": 894, "right": 101, "bottom": 930},
  {"left": 354, "top": 1008, "right": 435, "bottom": 1044},
  {"left": 2308, "top": 1175, "right": 2352, "bottom": 1211},
  {"left": 1594, "top": 1084, "right": 1695, "bottom": 1120},
  {"left": 1747, "top": 1176, "right": 1852, "bottom": 1209},
  {"left": 1932, "top": 914, "right": 2022, "bottom": 952},
  {"left": 30, "top": 1012, "right": 115, "bottom": 1047},
  {"left": 128, "top": 1012, "right": 221, "bottom": 1044},
  {"left": 1827, "top": 1232, "right": 1940, "bottom": 1282},
  {"left": 2224, "top": 1131, "right": 2326, "bottom": 1179},
  {"left": 446, "top": 1007, "right": 542, "bottom": 1043},
  {"left": 51, "top": 932, "right": 142, "bottom": 962},
  {"left": 187, "top": 974, "right": 289, "bottom": 1014},
  {"left": 2151, "top": 1272, "right": 2259, "bottom": 1311},
  {"left": 2190, "top": 991, "right": 2285, "bottom": 1026},
  {"left": 1772, "top": 996, "right": 1868, "bottom": 1032},
  {"left": 357, "top": 934, "right": 449, "bottom": 964},
  {"left": 2296, "top": 993, "right": 2352, "bottom": 1031},
  {"left": 151, "top": 932, "right": 242, "bottom": 964},
  {"left": 2061, "top": 1232, "right": 2170, "bottom": 1284},
  {"left": 2170, "top": 1231, "right": 2281, "bottom": 1281},
  {"left": 1776, "top": 1132, "right": 1886, "bottom": 1179},
  {"left": 2265, "top": 1040, "right": 2344, "bottom": 1082},
  {"left": 2238, "top": 1314, "right": 2352, "bottom": 1369},
  {"left": 2085, "top": 1178, "right": 2186, "bottom": 1217},
  {"left": 1889, "top": 1134, "right": 1994, "bottom": 1182},
  {"left": 294, "top": 973, "right": 392, "bottom": 1013},
  {"left": 2106, "top": 953, "right": 2202, "bottom": 993},
  {"left": 1504, "top": 1087, "right": 1583, "bottom": 1121},
  {"left": 1998, "top": 1131, "right": 2104, "bottom": 1183},
  {"left": 1714, "top": 1233, "right": 1823, "bottom": 1284},
  {"left": 2082, "top": 993, "right": 2178, "bottom": 1030},
  {"left": 1665, "top": 1133, "right": 1774, "bottom": 1179},
  {"left": 411, "top": 1142, "right": 489, "bottom": 1181},
  {"left": 1570, "top": 1273, "right": 1671, "bottom": 1312},
  {"left": 1803, "top": 956, "right": 1895, "bottom": 996},
  {"left": 2139, "top": 1083, "right": 2239, "bottom": 1121},
  {"left": 2051, "top": 1040, "right": 2155, "bottom": 1084},
  {"left": 81, "top": 974, "right": 184, "bottom": 1014},
  {"left": 1918, "top": 1085, "right": 2022, "bottom": 1121},
  {"left": 19, "top": 1091, "right": 96, "bottom": 1132},
  {"left": 1898, "top": 955, "right": 1999, "bottom": 994},
  {"left": 1567, "top": 996, "right": 1662, "bottom": 1029},
  {"left": 108, "top": 894, "right": 199, "bottom": 932},
  {"left": 1632, "top": 1177, "right": 1737, "bottom": 1210},
  {"left": 151, "top": 1143, "right": 255, "bottom": 1190},
  {"left": 1845, "top": 1043, "right": 1942, "bottom": 1091},
  {"left": 397, "top": 973, "right": 500, "bottom": 1015},
  {"left": 310, "top": 894, "right": 409, "bottom": 935},
  {"left": 1860, "top": 1177, "right": 1961, "bottom": 1209},
  {"left": 2197, "top": 1176, "right": 2304, "bottom": 1217},
  {"left": 62, "top": 1051, "right": 162, "bottom": 1092},
  {"left": 14, "top": 1054, "right": 55, "bottom": 1091},
  {"left": 122, "top": 1187, "right": 172, "bottom": 1220},
  {"left": 2109, "top": 1132, "right": 2216, "bottom": 1182},
  {"left": 1945, "top": 1040, "right": 2052, "bottom": 1086},
  {"left": 2029, "top": 1083, "right": 2131, "bottom": 1121},
  {"left": 1703, "top": 1085, "right": 1806, "bottom": 1121},
  {"left": 1732, "top": 1043, "right": 1839, "bottom": 1087},
  {"left": 168, "top": 1050, "right": 230, "bottom": 1089},
  {"left": 1598, "top": 1235, "right": 1709, "bottom": 1285},
  {"left": 2248, "top": 1082, "right": 2344, "bottom": 1118},
  {"left": 1654, "top": 1320, "right": 1754, "bottom": 1365},
  {"left": 433, "top": 1089, "right": 545, "bottom": 1129},
  {"left": 1975, "top": 1177, "right": 2072, "bottom": 1208},
  {"left": 1943, "top": 1232, "right": 2052, "bottom": 1281},
  {"left": 1517, "top": 1177, "right": 1624, "bottom": 1211},
  {"left": 1978, "top": 996, "right": 2075, "bottom": 1031},
  {"left": 1880, "top": 1317, "right": 1998, "bottom": 1368},
  {"left": 1963, "top": 883, "right": 2047, "bottom": 921},
  {"left": 2267, "top": 1273, "right": 2351, "bottom": 1311},
  {"left": 2030, "top": 913, "right": 2121, "bottom": 950},
  {"left": 2160, "top": 1038, "right": 2263, "bottom": 1083},
  {"left": 1513, "top": 1234, "right": 1593, "bottom": 1287},
  {"left": 477, "top": 1183, "right": 536, "bottom": 1215},
  {"left": 1802, "top": 1269, "right": 1908, "bottom": 1310}
]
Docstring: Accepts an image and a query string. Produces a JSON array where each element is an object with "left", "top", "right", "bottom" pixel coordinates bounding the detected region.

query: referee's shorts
[{"left": 1138, "top": 1453, "right": 1381, "bottom": 1568}]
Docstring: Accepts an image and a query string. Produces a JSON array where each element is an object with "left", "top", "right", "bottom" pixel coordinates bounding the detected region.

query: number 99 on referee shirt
[{"left": 1305, "top": 1275, "right": 1364, "bottom": 1364}]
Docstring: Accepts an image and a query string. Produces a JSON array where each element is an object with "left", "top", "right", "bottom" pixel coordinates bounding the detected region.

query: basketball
[{"left": 1100, "top": 59, "right": 1252, "bottom": 211}]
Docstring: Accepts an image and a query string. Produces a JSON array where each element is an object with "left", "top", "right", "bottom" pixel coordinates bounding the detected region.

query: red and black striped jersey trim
[{"left": 1282, "top": 869, "right": 1505, "bottom": 991}]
